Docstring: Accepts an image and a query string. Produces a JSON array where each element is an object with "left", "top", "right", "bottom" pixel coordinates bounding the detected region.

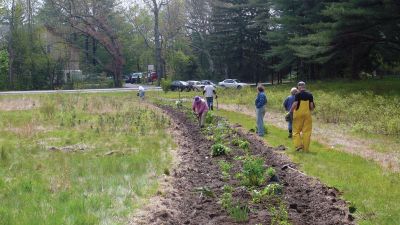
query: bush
[
  {"left": 211, "top": 144, "right": 230, "bottom": 157},
  {"left": 161, "top": 78, "right": 172, "bottom": 93},
  {"left": 241, "top": 157, "right": 266, "bottom": 187}
]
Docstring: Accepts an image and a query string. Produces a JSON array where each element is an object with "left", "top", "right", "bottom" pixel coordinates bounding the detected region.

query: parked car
[
  {"left": 148, "top": 72, "right": 158, "bottom": 82},
  {"left": 171, "top": 80, "right": 190, "bottom": 91},
  {"left": 124, "top": 72, "right": 143, "bottom": 84},
  {"left": 218, "top": 79, "right": 247, "bottom": 89},
  {"left": 201, "top": 80, "right": 217, "bottom": 87},
  {"left": 131, "top": 72, "right": 143, "bottom": 83},
  {"left": 187, "top": 80, "right": 204, "bottom": 91}
]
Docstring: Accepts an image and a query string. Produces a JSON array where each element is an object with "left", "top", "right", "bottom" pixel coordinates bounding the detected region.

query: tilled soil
[{"left": 129, "top": 106, "right": 354, "bottom": 225}]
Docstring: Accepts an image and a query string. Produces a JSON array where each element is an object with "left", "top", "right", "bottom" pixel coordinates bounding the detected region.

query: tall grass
[{"left": 0, "top": 93, "right": 173, "bottom": 225}]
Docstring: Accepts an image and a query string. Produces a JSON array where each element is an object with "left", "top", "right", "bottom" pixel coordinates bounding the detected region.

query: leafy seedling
[
  {"left": 194, "top": 187, "right": 215, "bottom": 198},
  {"left": 242, "top": 156, "right": 266, "bottom": 187},
  {"left": 211, "top": 143, "right": 230, "bottom": 157}
]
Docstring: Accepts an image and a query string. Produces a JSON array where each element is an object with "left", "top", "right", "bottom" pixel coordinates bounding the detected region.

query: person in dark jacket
[
  {"left": 283, "top": 87, "right": 298, "bottom": 138},
  {"left": 255, "top": 85, "right": 267, "bottom": 137}
]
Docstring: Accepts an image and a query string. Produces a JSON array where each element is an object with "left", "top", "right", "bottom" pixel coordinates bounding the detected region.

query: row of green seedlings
[{"left": 206, "top": 120, "right": 290, "bottom": 224}]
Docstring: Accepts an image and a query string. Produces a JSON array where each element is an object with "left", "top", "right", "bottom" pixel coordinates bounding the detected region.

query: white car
[
  {"left": 218, "top": 79, "right": 247, "bottom": 89},
  {"left": 187, "top": 80, "right": 205, "bottom": 91}
]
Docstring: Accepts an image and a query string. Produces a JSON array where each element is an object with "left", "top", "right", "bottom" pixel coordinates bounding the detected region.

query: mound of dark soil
[{"left": 129, "top": 106, "right": 354, "bottom": 225}]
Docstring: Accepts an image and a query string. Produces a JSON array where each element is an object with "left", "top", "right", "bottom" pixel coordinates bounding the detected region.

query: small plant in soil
[
  {"left": 229, "top": 204, "right": 250, "bottom": 223},
  {"left": 270, "top": 201, "right": 291, "bottom": 225},
  {"left": 194, "top": 187, "right": 215, "bottom": 198},
  {"left": 263, "top": 183, "right": 283, "bottom": 196},
  {"left": 211, "top": 143, "right": 231, "bottom": 157},
  {"left": 266, "top": 167, "right": 280, "bottom": 182},
  {"left": 241, "top": 156, "right": 266, "bottom": 187},
  {"left": 219, "top": 160, "right": 233, "bottom": 181},
  {"left": 251, "top": 183, "right": 283, "bottom": 204},
  {"left": 239, "top": 140, "right": 250, "bottom": 150},
  {"left": 231, "top": 138, "right": 241, "bottom": 146},
  {"left": 220, "top": 185, "right": 234, "bottom": 209},
  {"left": 206, "top": 111, "right": 215, "bottom": 124},
  {"left": 267, "top": 167, "right": 276, "bottom": 177}
]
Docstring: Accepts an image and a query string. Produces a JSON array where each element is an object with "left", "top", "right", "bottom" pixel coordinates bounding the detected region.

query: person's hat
[{"left": 194, "top": 96, "right": 201, "bottom": 102}]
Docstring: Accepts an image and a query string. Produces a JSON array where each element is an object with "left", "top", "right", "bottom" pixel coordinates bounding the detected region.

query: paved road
[{"left": 0, "top": 84, "right": 161, "bottom": 95}]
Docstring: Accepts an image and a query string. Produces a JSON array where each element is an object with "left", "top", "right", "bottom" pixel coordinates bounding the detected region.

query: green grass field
[{"left": 0, "top": 93, "right": 173, "bottom": 225}]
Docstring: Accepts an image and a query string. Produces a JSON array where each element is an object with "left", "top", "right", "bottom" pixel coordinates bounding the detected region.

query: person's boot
[{"left": 288, "top": 131, "right": 292, "bottom": 138}]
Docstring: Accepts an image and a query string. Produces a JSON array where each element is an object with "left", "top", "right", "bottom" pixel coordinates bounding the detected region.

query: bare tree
[{"left": 47, "top": 0, "right": 125, "bottom": 87}]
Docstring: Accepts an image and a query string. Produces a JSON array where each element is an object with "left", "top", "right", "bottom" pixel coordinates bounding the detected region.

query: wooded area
[{"left": 0, "top": 0, "right": 399, "bottom": 90}]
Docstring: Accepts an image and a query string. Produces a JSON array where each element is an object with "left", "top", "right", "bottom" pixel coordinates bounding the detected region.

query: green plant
[
  {"left": 263, "top": 183, "right": 283, "bottom": 196},
  {"left": 231, "top": 138, "right": 241, "bottom": 146},
  {"left": 206, "top": 111, "right": 215, "bottom": 124},
  {"left": 220, "top": 185, "right": 234, "bottom": 209},
  {"left": 229, "top": 205, "right": 249, "bottom": 222},
  {"left": 160, "top": 78, "right": 172, "bottom": 93},
  {"left": 270, "top": 201, "right": 291, "bottom": 225},
  {"left": 194, "top": 187, "right": 215, "bottom": 198},
  {"left": 251, "top": 184, "right": 283, "bottom": 204},
  {"left": 211, "top": 143, "right": 230, "bottom": 157},
  {"left": 242, "top": 156, "right": 266, "bottom": 187},
  {"left": 239, "top": 140, "right": 250, "bottom": 150},
  {"left": 267, "top": 167, "right": 277, "bottom": 178},
  {"left": 219, "top": 160, "right": 233, "bottom": 180}
]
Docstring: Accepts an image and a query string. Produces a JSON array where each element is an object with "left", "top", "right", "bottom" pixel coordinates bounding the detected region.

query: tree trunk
[{"left": 153, "top": 3, "right": 163, "bottom": 85}]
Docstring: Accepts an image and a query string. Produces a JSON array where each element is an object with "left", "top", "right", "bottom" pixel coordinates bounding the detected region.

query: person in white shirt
[
  {"left": 138, "top": 86, "right": 145, "bottom": 100},
  {"left": 203, "top": 82, "right": 217, "bottom": 110}
]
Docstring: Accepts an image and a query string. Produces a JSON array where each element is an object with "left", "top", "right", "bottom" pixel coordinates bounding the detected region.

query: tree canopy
[{"left": 0, "top": 0, "right": 399, "bottom": 90}]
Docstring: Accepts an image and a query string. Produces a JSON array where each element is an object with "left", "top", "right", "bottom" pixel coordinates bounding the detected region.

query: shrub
[
  {"left": 242, "top": 157, "right": 266, "bottom": 187},
  {"left": 160, "top": 78, "right": 172, "bottom": 93},
  {"left": 211, "top": 143, "right": 230, "bottom": 157}
]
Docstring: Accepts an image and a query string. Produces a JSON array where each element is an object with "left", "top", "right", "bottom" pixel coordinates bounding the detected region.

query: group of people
[{"left": 193, "top": 81, "right": 315, "bottom": 152}]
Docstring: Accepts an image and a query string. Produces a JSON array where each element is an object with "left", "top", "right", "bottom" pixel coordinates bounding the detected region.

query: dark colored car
[{"left": 171, "top": 80, "right": 190, "bottom": 92}]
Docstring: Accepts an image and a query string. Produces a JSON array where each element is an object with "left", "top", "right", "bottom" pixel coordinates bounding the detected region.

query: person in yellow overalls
[{"left": 290, "top": 82, "right": 315, "bottom": 151}]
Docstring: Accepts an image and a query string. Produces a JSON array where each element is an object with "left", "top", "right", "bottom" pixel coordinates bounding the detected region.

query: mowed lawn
[{"left": 0, "top": 93, "right": 173, "bottom": 225}]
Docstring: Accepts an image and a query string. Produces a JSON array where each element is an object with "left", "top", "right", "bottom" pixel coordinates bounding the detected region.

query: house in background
[{"left": 42, "top": 28, "right": 83, "bottom": 83}]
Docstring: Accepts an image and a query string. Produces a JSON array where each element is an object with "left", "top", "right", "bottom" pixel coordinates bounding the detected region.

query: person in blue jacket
[
  {"left": 255, "top": 85, "right": 267, "bottom": 137},
  {"left": 283, "top": 87, "right": 298, "bottom": 138}
]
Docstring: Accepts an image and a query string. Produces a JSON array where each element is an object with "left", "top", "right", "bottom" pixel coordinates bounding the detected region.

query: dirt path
[
  {"left": 219, "top": 104, "right": 400, "bottom": 172},
  {"left": 129, "top": 105, "right": 354, "bottom": 225}
]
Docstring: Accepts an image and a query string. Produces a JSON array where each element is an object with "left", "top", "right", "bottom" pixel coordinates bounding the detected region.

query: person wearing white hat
[{"left": 283, "top": 87, "right": 298, "bottom": 138}]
